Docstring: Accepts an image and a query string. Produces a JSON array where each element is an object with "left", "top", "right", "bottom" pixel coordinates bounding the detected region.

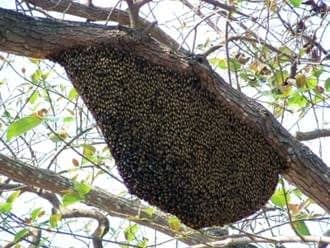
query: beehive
[{"left": 53, "top": 43, "right": 285, "bottom": 229}]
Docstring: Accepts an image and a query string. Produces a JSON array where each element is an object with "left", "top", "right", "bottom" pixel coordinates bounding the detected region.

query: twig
[
  {"left": 201, "top": 0, "right": 253, "bottom": 19},
  {"left": 122, "top": 0, "right": 153, "bottom": 28},
  {"left": 202, "top": 45, "right": 223, "bottom": 57},
  {"left": 3, "top": 227, "right": 41, "bottom": 248},
  {"left": 296, "top": 129, "right": 330, "bottom": 141},
  {"left": 225, "top": 13, "right": 232, "bottom": 87},
  {"left": 280, "top": 180, "right": 306, "bottom": 242},
  {"left": 61, "top": 207, "right": 109, "bottom": 248}
]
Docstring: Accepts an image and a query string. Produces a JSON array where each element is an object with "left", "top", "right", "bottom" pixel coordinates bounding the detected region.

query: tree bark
[
  {"left": 0, "top": 153, "right": 213, "bottom": 245},
  {"left": 190, "top": 235, "right": 330, "bottom": 248},
  {"left": 296, "top": 129, "right": 330, "bottom": 141},
  {"left": 0, "top": 7, "right": 329, "bottom": 213},
  {"left": 18, "top": 0, "right": 183, "bottom": 52}
]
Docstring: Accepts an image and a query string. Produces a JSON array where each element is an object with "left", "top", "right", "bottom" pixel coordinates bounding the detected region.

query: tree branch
[
  {"left": 0, "top": 8, "right": 117, "bottom": 58},
  {"left": 23, "top": 0, "right": 183, "bottom": 52},
  {"left": 0, "top": 6, "right": 329, "bottom": 215},
  {"left": 61, "top": 208, "right": 109, "bottom": 248},
  {"left": 190, "top": 235, "right": 330, "bottom": 248},
  {"left": 3, "top": 227, "right": 41, "bottom": 248},
  {"left": 0, "top": 153, "right": 213, "bottom": 245},
  {"left": 201, "top": 0, "right": 252, "bottom": 19},
  {"left": 24, "top": 0, "right": 128, "bottom": 22},
  {"left": 296, "top": 129, "right": 330, "bottom": 141},
  {"left": 18, "top": 186, "right": 109, "bottom": 247},
  {"left": 124, "top": 0, "right": 152, "bottom": 28}
]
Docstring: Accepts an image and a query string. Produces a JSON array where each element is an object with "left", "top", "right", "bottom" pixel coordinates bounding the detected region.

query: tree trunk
[{"left": 0, "top": 7, "right": 329, "bottom": 213}]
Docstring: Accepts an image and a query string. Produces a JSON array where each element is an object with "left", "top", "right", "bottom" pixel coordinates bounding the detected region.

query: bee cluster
[{"left": 53, "top": 44, "right": 285, "bottom": 229}]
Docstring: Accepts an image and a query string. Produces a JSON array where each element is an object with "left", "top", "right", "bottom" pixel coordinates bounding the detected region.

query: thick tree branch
[
  {"left": 190, "top": 235, "right": 330, "bottom": 248},
  {"left": 0, "top": 153, "right": 213, "bottom": 245},
  {"left": 296, "top": 129, "right": 330, "bottom": 141},
  {"left": 0, "top": 8, "right": 135, "bottom": 58},
  {"left": 23, "top": 0, "right": 127, "bottom": 22},
  {"left": 0, "top": 7, "right": 329, "bottom": 214},
  {"left": 23, "top": 0, "right": 182, "bottom": 52}
]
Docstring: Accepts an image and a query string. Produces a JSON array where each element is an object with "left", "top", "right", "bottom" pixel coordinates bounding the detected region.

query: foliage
[{"left": 0, "top": 0, "right": 329, "bottom": 247}]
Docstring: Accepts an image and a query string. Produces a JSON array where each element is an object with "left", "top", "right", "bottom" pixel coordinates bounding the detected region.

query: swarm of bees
[{"left": 53, "top": 43, "right": 285, "bottom": 229}]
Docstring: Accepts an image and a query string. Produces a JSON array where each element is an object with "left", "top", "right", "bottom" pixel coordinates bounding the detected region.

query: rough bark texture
[
  {"left": 0, "top": 154, "right": 211, "bottom": 245},
  {"left": 23, "top": 0, "right": 182, "bottom": 52},
  {"left": 0, "top": 8, "right": 329, "bottom": 213},
  {"left": 296, "top": 129, "right": 330, "bottom": 141}
]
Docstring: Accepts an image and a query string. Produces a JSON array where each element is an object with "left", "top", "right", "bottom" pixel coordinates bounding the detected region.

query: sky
[{"left": 0, "top": 0, "right": 329, "bottom": 247}]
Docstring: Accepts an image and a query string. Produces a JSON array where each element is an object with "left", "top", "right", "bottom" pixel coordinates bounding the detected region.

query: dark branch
[
  {"left": 0, "top": 5, "right": 329, "bottom": 217},
  {"left": 190, "top": 235, "right": 330, "bottom": 248},
  {"left": 0, "top": 153, "right": 213, "bottom": 245},
  {"left": 296, "top": 129, "right": 330, "bottom": 141},
  {"left": 61, "top": 208, "right": 109, "bottom": 248},
  {"left": 23, "top": 0, "right": 182, "bottom": 52}
]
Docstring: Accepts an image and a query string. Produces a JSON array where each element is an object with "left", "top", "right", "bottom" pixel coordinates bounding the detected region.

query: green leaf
[
  {"left": 48, "top": 130, "right": 68, "bottom": 143},
  {"left": 137, "top": 238, "right": 148, "bottom": 248},
  {"left": 82, "top": 144, "right": 97, "bottom": 164},
  {"left": 293, "top": 220, "right": 310, "bottom": 236},
  {"left": 62, "top": 191, "right": 81, "bottom": 207},
  {"left": 0, "top": 191, "right": 20, "bottom": 213},
  {"left": 306, "top": 76, "right": 317, "bottom": 89},
  {"left": 63, "top": 116, "right": 74, "bottom": 123},
  {"left": 49, "top": 133, "right": 63, "bottom": 143},
  {"left": 28, "top": 90, "right": 39, "bottom": 104},
  {"left": 143, "top": 207, "right": 155, "bottom": 218},
  {"left": 298, "top": 48, "right": 306, "bottom": 56},
  {"left": 7, "top": 190, "right": 21, "bottom": 203},
  {"left": 271, "top": 188, "right": 290, "bottom": 208},
  {"left": 31, "top": 69, "right": 43, "bottom": 83},
  {"left": 6, "top": 116, "right": 43, "bottom": 141},
  {"left": 0, "top": 202, "right": 12, "bottom": 213},
  {"left": 288, "top": 92, "right": 307, "bottom": 108},
  {"left": 49, "top": 213, "right": 61, "bottom": 228},
  {"left": 290, "top": 0, "right": 302, "bottom": 7},
  {"left": 278, "top": 47, "right": 293, "bottom": 62},
  {"left": 31, "top": 207, "right": 43, "bottom": 221},
  {"left": 73, "top": 181, "right": 91, "bottom": 198},
  {"left": 209, "top": 58, "right": 241, "bottom": 71},
  {"left": 124, "top": 224, "right": 138, "bottom": 242},
  {"left": 14, "top": 228, "right": 29, "bottom": 242},
  {"left": 209, "top": 58, "right": 227, "bottom": 69},
  {"left": 68, "top": 87, "right": 79, "bottom": 101},
  {"left": 167, "top": 216, "right": 181, "bottom": 231},
  {"left": 325, "top": 78, "right": 330, "bottom": 92},
  {"left": 239, "top": 71, "right": 259, "bottom": 87},
  {"left": 312, "top": 67, "right": 324, "bottom": 79},
  {"left": 272, "top": 70, "right": 289, "bottom": 86},
  {"left": 228, "top": 58, "right": 241, "bottom": 71},
  {"left": 82, "top": 144, "right": 96, "bottom": 159}
]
